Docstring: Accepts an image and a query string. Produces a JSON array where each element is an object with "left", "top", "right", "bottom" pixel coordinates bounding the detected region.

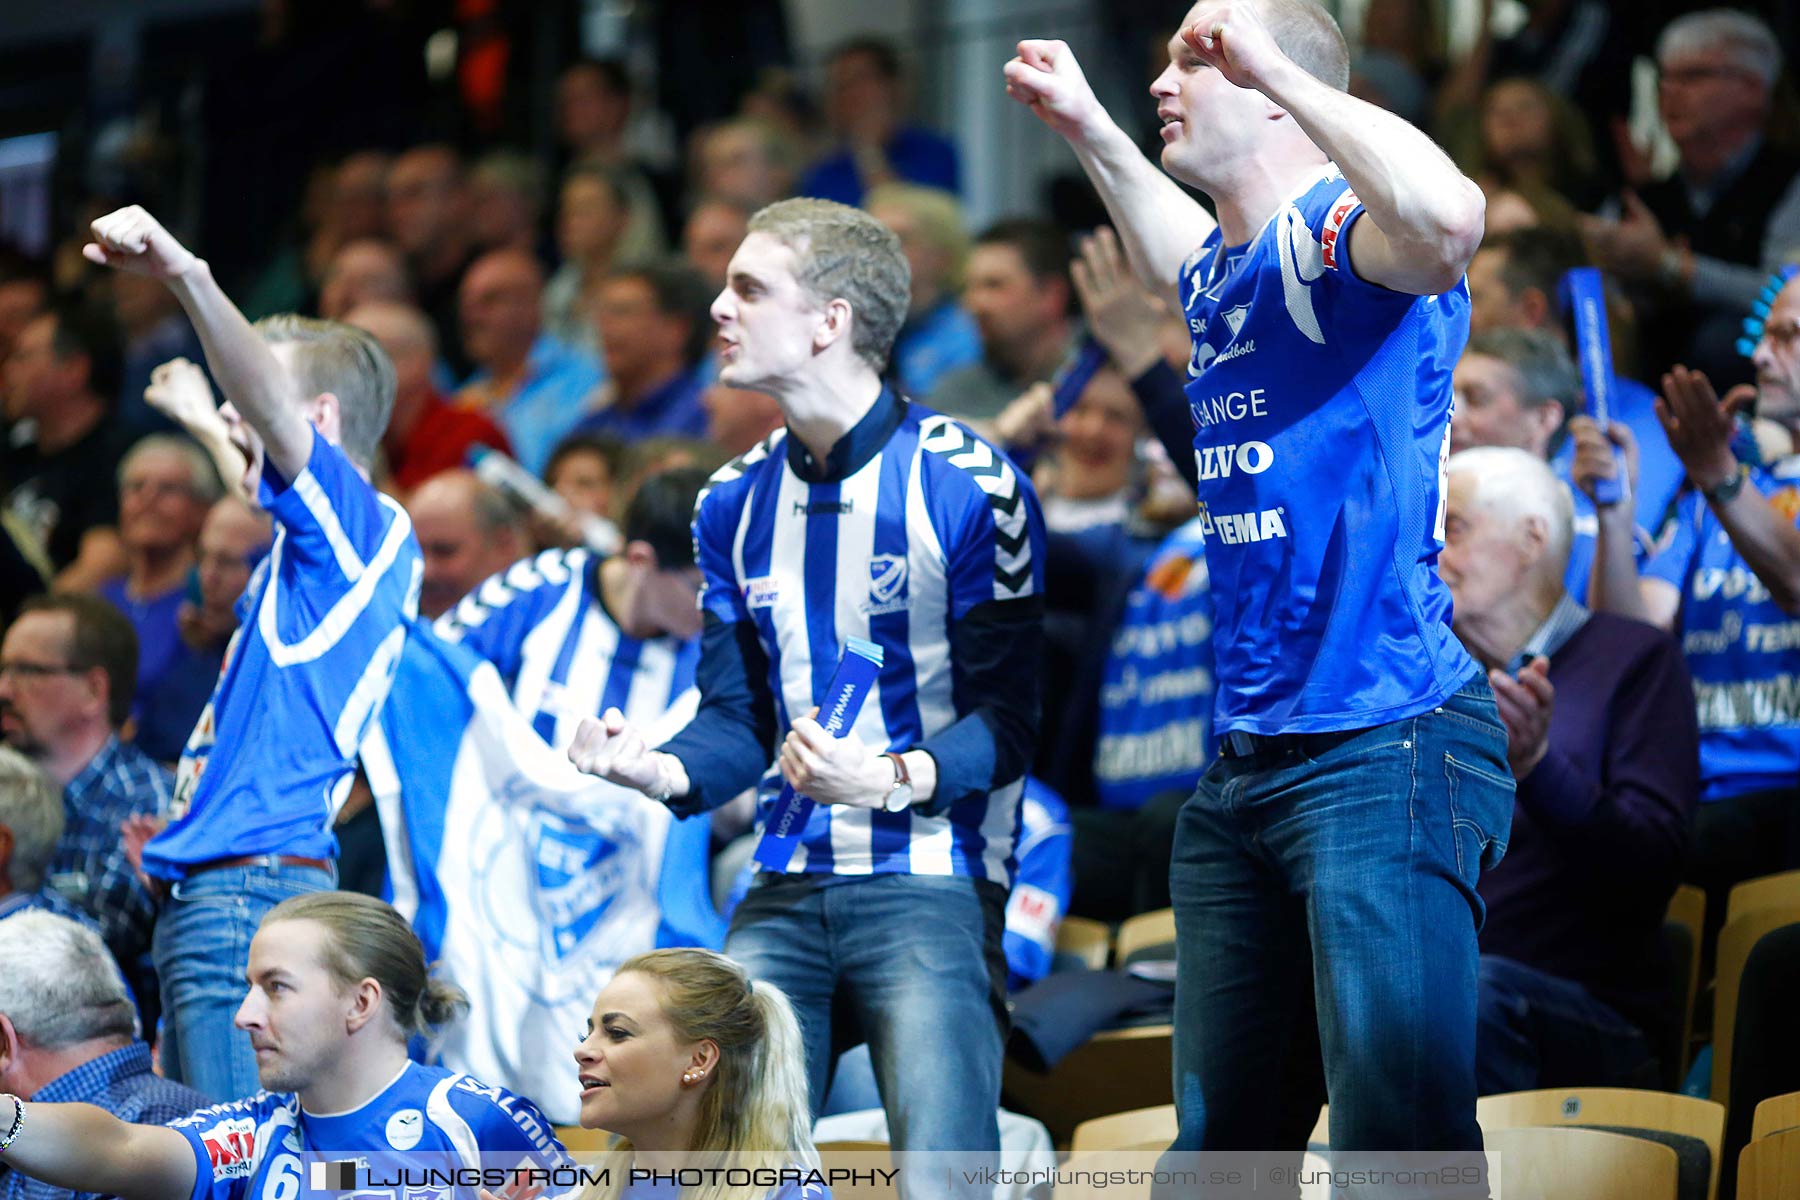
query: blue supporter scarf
[
  {"left": 1561, "top": 267, "right": 1623, "bottom": 507},
  {"left": 754, "top": 637, "right": 885, "bottom": 871}
]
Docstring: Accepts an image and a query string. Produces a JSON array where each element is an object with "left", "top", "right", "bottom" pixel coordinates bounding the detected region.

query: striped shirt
[
  {"left": 661, "top": 388, "right": 1047, "bottom": 885},
  {"left": 436, "top": 547, "right": 699, "bottom": 750},
  {"left": 144, "top": 431, "right": 421, "bottom": 877}
]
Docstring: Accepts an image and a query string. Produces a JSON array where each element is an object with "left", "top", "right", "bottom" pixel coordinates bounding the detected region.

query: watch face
[{"left": 884, "top": 783, "right": 915, "bottom": 812}]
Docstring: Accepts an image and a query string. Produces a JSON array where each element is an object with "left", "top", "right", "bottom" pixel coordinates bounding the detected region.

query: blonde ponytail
[{"left": 576, "top": 950, "right": 819, "bottom": 1200}]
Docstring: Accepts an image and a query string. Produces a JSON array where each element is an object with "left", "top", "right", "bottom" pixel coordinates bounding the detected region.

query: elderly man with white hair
[
  {"left": 1582, "top": 8, "right": 1800, "bottom": 384},
  {"left": 0, "top": 910, "right": 210, "bottom": 1200},
  {"left": 1440, "top": 447, "right": 1698, "bottom": 1093}
]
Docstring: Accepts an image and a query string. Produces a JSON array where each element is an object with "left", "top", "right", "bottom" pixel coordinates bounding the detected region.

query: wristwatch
[
  {"left": 1703, "top": 463, "right": 1749, "bottom": 506},
  {"left": 880, "top": 752, "right": 914, "bottom": 813}
]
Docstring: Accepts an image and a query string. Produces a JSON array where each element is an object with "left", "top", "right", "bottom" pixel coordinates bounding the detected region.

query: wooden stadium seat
[
  {"left": 1668, "top": 883, "right": 1706, "bottom": 950},
  {"left": 1737, "top": 1127, "right": 1800, "bottom": 1199},
  {"left": 1481, "top": 1125, "right": 1678, "bottom": 1200},
  {"left": 1054, "top": 914, "right": 1113, "bottom": 971},
  {"left": 1710, "top": 906, "right": 1800, "bottom": 1105},
  {"left": 1476, "top": 1088, "right": 1723, "bottom": 1200},
  {"left": 1725, "top": 870, "right": 1800, "bottom": 926},
  {"left": 1069, "top": 1104, "right": 1177, "bottom": 1153},
  {"left": 1115, "top": 908, "right": 1177, "bottom": 966},
  {"left": 1001, "top": 1023, "right": 1174, "bottom": 1146},
  {"left": 1665, "top": 884, "right": 1706, "bottom": 1086},
  {"left": 1753, "top": 1091, "right": 1800, "bottom": 1142}
]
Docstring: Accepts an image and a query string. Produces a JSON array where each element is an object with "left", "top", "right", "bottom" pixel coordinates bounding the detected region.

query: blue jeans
[
  {"left": 1168, "top": 674, "right": 1512, "bottom": 1166},
  {"left": 153, "top": 862, "right": 336, "bottom": 1101},
  {"left": 1476, "top": 955, "right": 1659, "bottom": 1095},
  {"left": 726, "top": 873, "right": 1007, "bottom": 1171}
]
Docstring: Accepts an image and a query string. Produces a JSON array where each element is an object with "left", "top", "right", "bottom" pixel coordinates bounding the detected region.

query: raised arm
[
  {"left": 85, "top": 207, "right": 312, "bottom": 483},
  {"left": 144, "top": 357, "right": 251, "bottom": 501},
  {"left": 1180, "top": 3, "right": 1485, "bottom": 295},
  {"left": 1569, "top": 415, "right": 1680, "bottom": 629},
  {"left": 1661, "top": 368, "right": 1800, "bottom": 614},
  {"left": 1003, "top": 40, "right": 1215, "bottom": 296},
  {"left": 0, "top": 1099, "right": 198, "bottom": 1200}
]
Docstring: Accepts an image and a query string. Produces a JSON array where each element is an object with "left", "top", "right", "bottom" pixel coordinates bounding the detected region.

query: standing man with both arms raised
[{"left": 1007, "top": 0, "right": 1507, "bottom": 1181}]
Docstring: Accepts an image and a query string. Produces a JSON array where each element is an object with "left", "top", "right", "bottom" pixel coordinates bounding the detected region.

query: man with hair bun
[
  {"left": 82, "top": 206, "right": 422, "bottom": 1104},
  {"left": 1008, "top": 0, "right": 1504, "bottom": 1174},
  {"left": 0, "top": 892, "right": 565, "bottom": 1200}
]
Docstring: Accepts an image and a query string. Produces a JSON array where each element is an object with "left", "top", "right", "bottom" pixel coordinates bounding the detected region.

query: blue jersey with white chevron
[
  {"left": 1644, "top": 457, "right": 1800, "bottom": 802},
  {"left": 693, "top": 406, "right": 1044, "bottom": 883},
  {"left": 1178, "top": 165, "right": 1475, "bottom": 735},
  {"left": 168, "top": 1062, "right": 564, "bottom": 1200},
  {"left": 146, "top": 431, "right": 420, "bottom": 876},
  {"left": 435, "top": 548, "right": 699, "bottom": 750}
]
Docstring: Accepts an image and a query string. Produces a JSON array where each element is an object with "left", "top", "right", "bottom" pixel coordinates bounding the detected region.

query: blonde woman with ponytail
[
  {"left": 0, "top": 892, "right": 568, "bottom": 1200},
  {"left": 571, "top": 949, "right": 828, "bottom": 1200}
]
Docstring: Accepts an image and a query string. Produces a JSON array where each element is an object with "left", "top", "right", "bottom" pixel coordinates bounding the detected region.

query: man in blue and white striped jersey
[
  {"left": 434, "top": 466, "right": 709, "bottom": 752},
  {"left": 570, "top": 198, "right": 1047, "bottom": 1175},
  {"left": 83, "top": 207, "right": 421, "bottom": 1104}
]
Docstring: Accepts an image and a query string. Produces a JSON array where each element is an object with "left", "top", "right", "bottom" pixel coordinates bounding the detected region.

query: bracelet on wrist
[
  {"left": 0, "top": 1093, "right": 25, "bottom": 1154},
  {"left": 645, "top": 754, "right": 676, "bottom": 804}
]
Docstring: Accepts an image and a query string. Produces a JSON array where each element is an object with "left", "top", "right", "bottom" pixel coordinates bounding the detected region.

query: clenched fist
[{"left": 84, "top": 206, "right": 200, "bottom": 280}]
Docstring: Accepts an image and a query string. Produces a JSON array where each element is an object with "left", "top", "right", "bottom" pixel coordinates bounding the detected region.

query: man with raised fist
[
  {"left": 1005, "top": 0, "right": 1502, "bottom": 1181},
  {"left": 83, "top": 208, "right": 420, "bottom": 1102}
]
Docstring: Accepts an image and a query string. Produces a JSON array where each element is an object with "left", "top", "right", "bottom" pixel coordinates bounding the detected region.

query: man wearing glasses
[
  {"left": 1575, "top": 267, "right": 1800, "bottom": 972},
  {"left": 0, "top": 594, "right": 169, "bottom": 1023},
  {"left": 1581, "top": 9, "right": 1800, "bottom": 386}
]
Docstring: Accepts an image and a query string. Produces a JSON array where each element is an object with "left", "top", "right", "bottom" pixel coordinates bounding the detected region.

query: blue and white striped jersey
[
  {"left": 145, "top": 431, "right": 420, "bottom": 877},
  {"left": 435, "top": 547, "right": 699, "bottom": 751},
  {"left": 663, "top": 392, "right": 1047, "bottom": 885}
]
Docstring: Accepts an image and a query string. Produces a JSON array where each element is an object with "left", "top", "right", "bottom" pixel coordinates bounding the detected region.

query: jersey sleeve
[
  {"left": 925, "top": 424, "right": 1046, "bottom": 620},
  {"left": 1295, "top": 178, "right": 1425, "bottom": 304},
  {"left": 1643, "top": 492, "right": 1702, "bottom": 589},
  {"left": 259, "top": 428, "right": 405, "bottom": 583},
  {"left": 166, "top": 1094, "right": 284, "bottom": 1200},
  {"left": 436, "top": 548, "right": 589, "bottom": 684},
  {"left": 693, "top": 454, "right": 765, "bottom": 626},
  {"left": 444, "top": 1079, "right": 570, "bottom": 1171}
]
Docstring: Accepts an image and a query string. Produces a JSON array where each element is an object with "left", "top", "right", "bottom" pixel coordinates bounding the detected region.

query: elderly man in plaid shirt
[
  {"left": 0, "top": 913, "right": 208, "bottom": 1200},
  {"left": 0, "top": 595, "right": 170, "bottom": 1025}
]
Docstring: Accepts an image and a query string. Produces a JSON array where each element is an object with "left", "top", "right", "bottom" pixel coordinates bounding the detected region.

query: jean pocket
[{"left": 1444, "top": 752, "right": 1514, "bottom": 879}]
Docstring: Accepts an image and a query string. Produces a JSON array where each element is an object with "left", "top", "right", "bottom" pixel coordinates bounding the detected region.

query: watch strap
[{"left": 1704, "top": 463, "right": 1749, "bottom": 506}]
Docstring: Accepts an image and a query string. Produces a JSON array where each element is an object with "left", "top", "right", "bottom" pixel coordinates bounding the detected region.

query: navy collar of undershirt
[{"left": 784, "top": 384, "right": 907, "bottom": 484}]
